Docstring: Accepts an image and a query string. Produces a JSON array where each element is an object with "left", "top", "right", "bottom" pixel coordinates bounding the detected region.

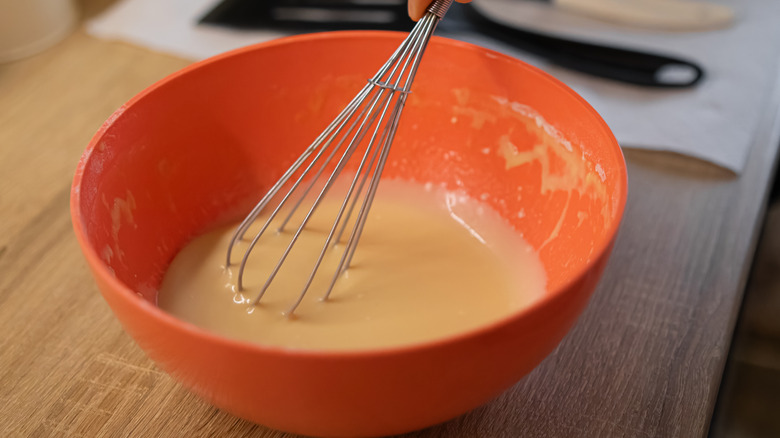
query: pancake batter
[{"left": 158, "top": 179, "right": 546, "bottom": 350}]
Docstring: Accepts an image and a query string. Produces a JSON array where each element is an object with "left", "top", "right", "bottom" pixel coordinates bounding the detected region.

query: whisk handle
[{"left": 426, "top": 0, "right": 454, "bottom": 18}]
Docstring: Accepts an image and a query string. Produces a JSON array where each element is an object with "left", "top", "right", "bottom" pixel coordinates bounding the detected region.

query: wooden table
[{"left": 3, "top": 2, "right": 779, "bottom": 437}]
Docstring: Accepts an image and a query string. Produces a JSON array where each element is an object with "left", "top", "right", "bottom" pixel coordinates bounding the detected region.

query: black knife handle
[{"left": 464, "top": 4, "right": 704, "bottom": 88}]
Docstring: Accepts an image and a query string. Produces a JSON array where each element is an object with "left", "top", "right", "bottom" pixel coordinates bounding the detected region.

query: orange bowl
[{"left": 71, "top": 31, "right": 626, "bottom": 437}]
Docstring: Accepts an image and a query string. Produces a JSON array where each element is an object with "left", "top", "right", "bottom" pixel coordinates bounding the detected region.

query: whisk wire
[
  {"left": 330, "top": 14, "right": 440, "bottom": 247},
  {"left": 229, "top": 26, "right": 416, "bottom": 272},
  {"left": 332, "top": 134, "right": 382, "bottom": 246},
  {"left": 248, "top": 87, "right": 397, "bottom": 305},
  {"left": 225, "top": 82, "right": 374, "bottom": 266},
  {"left": 227, "top": 1, "right": 452, "bottom": 315},
  {"left": 323, "top": 16, "right": 441, "bottom": 301},
  {"left": 235, "top": 77, "right": 393, "bottom": 291},
  {"left": 285, "top": 94, "right": 400, "bottom": 313},
  {"left": 274, "top": 87, "right": 390, "bottom": 232},
  {"left": 324, "top": 105, "right": 401, "bottom": 300}
]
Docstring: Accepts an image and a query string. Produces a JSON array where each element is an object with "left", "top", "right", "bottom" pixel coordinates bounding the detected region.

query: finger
[{"left": 408, "top": 0, "right": 430, "bottom": 22}]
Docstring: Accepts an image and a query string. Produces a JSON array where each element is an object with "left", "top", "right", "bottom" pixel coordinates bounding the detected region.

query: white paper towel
[
  {"left": 469, "top": 0, "right": 780, "bottom": 173},
  {"left": 86, "top": 0, "right": 780, "bottom": 173}
]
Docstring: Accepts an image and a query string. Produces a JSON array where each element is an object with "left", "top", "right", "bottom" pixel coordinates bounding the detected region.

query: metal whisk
[{"left": 225, "top": 0, "right": 453, "bottom": 316}]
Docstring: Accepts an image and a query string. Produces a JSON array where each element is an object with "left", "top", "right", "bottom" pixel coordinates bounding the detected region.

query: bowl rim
[{"left": 70, "top": 29, "right": 628, "bottom": 359}]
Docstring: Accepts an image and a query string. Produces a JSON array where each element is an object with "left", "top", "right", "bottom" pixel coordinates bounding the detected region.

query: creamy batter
[{"left": 157, "top": 179, "right": 546, "bottom": 350}]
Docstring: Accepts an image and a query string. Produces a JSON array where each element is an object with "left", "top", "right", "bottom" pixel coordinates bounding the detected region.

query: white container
[{"left": 0, "top": 0, "right": 78, "bottom": 63}]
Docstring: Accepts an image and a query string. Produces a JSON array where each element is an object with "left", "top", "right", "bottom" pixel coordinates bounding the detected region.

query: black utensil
[
  {"left": 199, "top": 0, "right": 704, "bottom": 88},
  {"left": 461, "top": 4, "right": 703, "bottom": 87}
]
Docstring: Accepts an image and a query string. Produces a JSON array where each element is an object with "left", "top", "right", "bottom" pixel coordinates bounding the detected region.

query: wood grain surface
[{"left": 2, "top": 1, "right": 779, "bottom": 437}]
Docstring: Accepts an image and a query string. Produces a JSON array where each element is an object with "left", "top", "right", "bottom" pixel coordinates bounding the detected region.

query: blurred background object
[
  {"left": 200, "top": 0, "right": 705, "bottom": 88},
  {"left": 541, "top": 0, "right": 734, "bottom": 31},
  {"left": 0, "top": 0, "right": 79, "bottom": 63}
]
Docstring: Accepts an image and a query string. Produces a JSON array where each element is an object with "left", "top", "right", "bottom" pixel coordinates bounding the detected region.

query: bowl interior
[{"left": 74, "top": 31, "right": 625, "bottom": 310}]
